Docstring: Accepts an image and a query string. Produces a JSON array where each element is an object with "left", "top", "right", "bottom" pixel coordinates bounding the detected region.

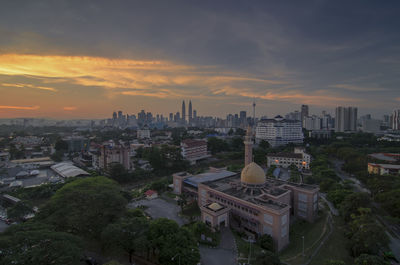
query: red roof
[{"left": 145, "top": 190, "right": 157, "bottom": 196}]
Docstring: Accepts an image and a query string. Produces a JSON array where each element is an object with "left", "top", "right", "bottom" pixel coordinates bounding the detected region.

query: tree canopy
[{"left": 37, "top": 176, "right": 127, "bottom": 238}]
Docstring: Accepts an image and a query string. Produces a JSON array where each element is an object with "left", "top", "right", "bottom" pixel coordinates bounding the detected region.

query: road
[
  {"left": 200, "top": 228, "right": 237, "bottom": 265},
  {"left": 332, "top": 159, "right": 370, "bottom": 194}
]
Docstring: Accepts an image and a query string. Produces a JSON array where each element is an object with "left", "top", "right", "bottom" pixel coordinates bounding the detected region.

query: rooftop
[
  {"left": 51, "top": 163, "right": 90, "bottom": 178},
  {"left": 369, "top": 163, "right": 400, "bottom": 169},
  {"left": 267, "top": 152, "right": 303, "bottom": 159},
  {"left": 183, "top": 170, "right": 237, "bottom": 188},
  {"left": 203, "top": 175, "right": 290, "bottom": 210}
]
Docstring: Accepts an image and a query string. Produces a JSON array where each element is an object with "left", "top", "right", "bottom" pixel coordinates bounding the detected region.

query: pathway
[{"left": 200, "top": 228, "right": 237, "bottom": 265}]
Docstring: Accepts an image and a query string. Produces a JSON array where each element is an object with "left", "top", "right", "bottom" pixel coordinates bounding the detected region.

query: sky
[{"left": 0, "top": 0, "right": 399, "bottom": 119}]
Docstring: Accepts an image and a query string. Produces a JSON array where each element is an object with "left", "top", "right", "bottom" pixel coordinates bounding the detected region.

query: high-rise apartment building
[
  {"left": 393, "top": 109, "right": 400, "bottom": 130},
  {"left": 301, "top": 105, "right": 309, "bottom": 126},
  {"left": 335, "top": 106, "right": 358, "bottom": 132}
]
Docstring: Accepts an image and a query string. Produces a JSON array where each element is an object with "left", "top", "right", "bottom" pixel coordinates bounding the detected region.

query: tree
[
  {"left": 102, "top": 216, "right": 150, "bottom": 263},
  {"left": 38, "top": 176, "right": 127, "bottom": 238},
  {"left": 349, "top": 208, "right": 389, "bottom": 257},
  {"left": 255, "top": 251, "right": 281, "bottom": 265},
  {"left": 108, "top": 162, "right": 130, "bottom": 183},
  {"left": 148, "top": 218, "right": 200, "bottom": 265},
  {"left": 324, "top": 260, "right": 346, "bottom": 265},
  {"left": 207, "top": 137, "right": 229, "bottom": 154},
  {"left": 6, "top": 201, "right": 34, "bottom": 222},
  {"left": 257, "top": 234, "right": 274, "bottom": 251},
  {"left": 339, "top": 192, "right": 371, "bottom": 222},
  {"left": 55, "top": 138, "right": 68, "bottom": 152},
  {"left": 0, "top": 224, "right": 82, "bottom": 265},
  {"left": 354, "top": 254, "right": 388, "bottom": 265},
  {"left": 259, "top": 140, "right": 270, "bottom": 150}
]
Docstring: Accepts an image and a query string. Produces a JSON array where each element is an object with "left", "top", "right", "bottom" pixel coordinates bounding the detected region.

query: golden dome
[{"left": 241, "top": 162, "right": 266, "bottom": 185}]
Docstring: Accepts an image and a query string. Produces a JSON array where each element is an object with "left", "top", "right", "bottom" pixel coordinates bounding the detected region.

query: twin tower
[{"left": 181, "top": 100, "right": 193, "bottom": 125}]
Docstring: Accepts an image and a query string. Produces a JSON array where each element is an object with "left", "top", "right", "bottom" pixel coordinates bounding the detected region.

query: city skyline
[{"left": 1, "top": 1, "right": 400, "bottom": 119}]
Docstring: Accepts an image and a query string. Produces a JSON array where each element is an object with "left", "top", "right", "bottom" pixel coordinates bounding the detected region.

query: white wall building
[
  {"left": 256, "top": 116, "right": 304, "bottom": 147},
  {"left": 267, "top": 147, "right": 311, "bottom": 170},
  {"left": 137, "top": 129, "right": 151, "bottom": 139},
  {"left": 181, "top": 139, "right": 210, "bottom": 164}
]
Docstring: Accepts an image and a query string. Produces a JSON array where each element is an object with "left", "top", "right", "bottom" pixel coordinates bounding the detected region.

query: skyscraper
[
  {"left": 393, "top": 109, "right": 400, "bottom": 130},
  {"left": 188, "top": 100, "right": 192, "bottom": 125},
  {"left": 335, "top": 106, "right": 357, "bottom": 132},
  {"left": 301, "top": 105, "right": 309, "bottom": 126},
  {"left": 182, "top": 100, "right": 186, "bottom": 125}
]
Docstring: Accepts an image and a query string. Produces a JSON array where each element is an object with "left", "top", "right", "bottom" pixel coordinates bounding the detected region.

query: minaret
[
  {"left": 244, "top": 126, "right": 253, "bottom": 166},
  {"left": 181, "top": 100, "right": 186, "bottom": 125},
  {"left": 188, "top": 100, "right": 192, "bottom": 125},
  {"left": 252, "top": 98, "right": 256, "bottom": 126}
]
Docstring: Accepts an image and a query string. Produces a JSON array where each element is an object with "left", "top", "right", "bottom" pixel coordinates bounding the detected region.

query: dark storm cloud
[{"left": 0, "top": 0, "right": 399, "bottom": 117}]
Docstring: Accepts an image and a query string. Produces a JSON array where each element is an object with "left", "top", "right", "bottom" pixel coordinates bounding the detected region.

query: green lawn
[
  {"left": 309, "top": 216, "right": 353, "bottom": 265},
  {"left": 280, "top": 205, "right": 353, "bottom": 265},
  {"left": 280, "top": 209, "right": 329, "bottom": 264}
]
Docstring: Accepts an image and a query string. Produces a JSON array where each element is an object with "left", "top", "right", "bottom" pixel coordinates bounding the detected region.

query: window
[
  {"left": 281, "top": 214, "right": 287, "bottom": 225},
  {"left": 298, "top": 193, "right": 308, "bottom": 202},
  {"left": 263, "top": 225, "right": 272, "bottom": 235},
  {"left": 264, "top": 213, "right": 273, "bottom": 225},
  {"left": 298, "top": 202, "right": 307, "bottom": 211},
  {"left": 313, "top": 194, "right": 318, "bottom": 203},
  {"left": 281, "top": 226, "right": 287, "bottom": 238}
]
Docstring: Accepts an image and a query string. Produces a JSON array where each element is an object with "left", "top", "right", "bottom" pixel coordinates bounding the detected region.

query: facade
[
  {"left": 393, "top": 109, "right": 400, "bottom": 131},
  {"left": 182, "top": 100, "right": 186, "bottom": 125},
  {"left": 267, "top": 147, "right": 311, "bottom": 170},
  {"left": 181, "top": 139, "right": 210, "bottom": 164},
  {"left": 361, "top": 119, "right": 381, "bottom": 133},
  {"left": 137, "top": 129, "right": 151, "bottom": 139},
  {"left": 335, "top": 106, "right": 358, "bottom": 132},
  {"left": 301, "top": 105, "right": 309, "bottom": 126},
  {"left": 63, "top": 136, "right": 89, "bottom": 153},
  {"left": 368, "top": 163, "right": 400, "bottom": 175},
  {"left": 173, "top": 128, "right": 319, "bottom": 251},
  {"left": 189, "top": 100, "right": 193, "bottom": 125},
  {"left": 99, "top": 142, "right": 131, "bottom": 170},
  {"left": 256, "top": 116, "right": 304, "bottom": 147}
]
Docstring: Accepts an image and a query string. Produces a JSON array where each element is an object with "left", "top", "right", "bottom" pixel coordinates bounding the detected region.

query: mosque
[{"left": 173, "top": 127, "right": 319, "bottom": 251}]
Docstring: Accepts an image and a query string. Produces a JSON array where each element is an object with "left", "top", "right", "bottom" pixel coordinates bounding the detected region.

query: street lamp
[
  {"left": 302, "top": 235, "right": 305, "bottom": 256},
  {"left": 171, "top": 253, "right": 181, "bottom": 265}
]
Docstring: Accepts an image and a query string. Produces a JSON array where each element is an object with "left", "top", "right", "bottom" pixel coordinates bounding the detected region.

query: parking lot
[{"left": 128, "top": 198, "right": 187, "bottom": 226}]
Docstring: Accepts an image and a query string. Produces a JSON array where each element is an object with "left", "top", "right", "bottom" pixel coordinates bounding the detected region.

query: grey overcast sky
[{"left": 0, "top": 0, "right": 399, "bottom": 118}]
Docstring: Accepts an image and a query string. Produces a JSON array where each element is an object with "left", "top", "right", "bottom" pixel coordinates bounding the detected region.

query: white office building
[{"left": 256, "top": 116, "right": 304, "bottom": 147}]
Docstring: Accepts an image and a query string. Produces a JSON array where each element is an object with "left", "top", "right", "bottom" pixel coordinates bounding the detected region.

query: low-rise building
[
  {"left": 267, "top": 147, "right": 311, "bottom": 170},
  {"left": 368, "top": 163, "right": 400, "bottom": 175},
  {"left": 181, "top": 139, "right": 210, "bottom": 164},
  {"left": 137, "top": 128, "right": 151, "bottom": 139}
]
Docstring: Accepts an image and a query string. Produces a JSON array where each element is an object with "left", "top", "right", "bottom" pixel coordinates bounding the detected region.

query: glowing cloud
[
  {"left": 0, "top": 105, "right": 40, "bottom": 110},
  {"left": 63, "top": 106, "right": 77, "bottom": 111},
  {"left": 2, "top": 82, "right": 57, "bottom": 92}
]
